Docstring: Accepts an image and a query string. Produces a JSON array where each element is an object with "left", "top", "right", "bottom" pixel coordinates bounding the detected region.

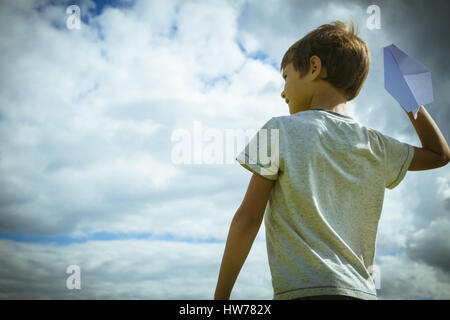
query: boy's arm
[
  {"left": 404, "top": 105, "right": 450, "bottom": 158},
  {"left": 214, "top": 173, "right": 275, "bottom": 300},
  {"left": 213, "top": 207, "right": 262, "bottom": 300},
  {"left": 403, "top": 105, "right": 450, "bottom": 170}
]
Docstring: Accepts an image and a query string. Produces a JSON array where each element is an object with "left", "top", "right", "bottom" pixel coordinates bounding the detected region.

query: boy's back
[{"left": 236, "top": 108, "right": 415, "bottom": 300}]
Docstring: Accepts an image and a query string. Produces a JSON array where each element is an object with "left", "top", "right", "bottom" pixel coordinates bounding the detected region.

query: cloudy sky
[{"left": 0, "top": 0, "right": 449, "bottom": 300}]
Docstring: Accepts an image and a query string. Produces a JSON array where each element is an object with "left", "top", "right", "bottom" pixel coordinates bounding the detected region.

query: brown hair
[{"left": 280, "top": 20, "right": 370, "bottom": 101}]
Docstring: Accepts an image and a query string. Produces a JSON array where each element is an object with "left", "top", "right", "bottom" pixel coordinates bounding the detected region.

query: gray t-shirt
[{"left": 235, "top": 109, "right": 415, "bottom": 300}]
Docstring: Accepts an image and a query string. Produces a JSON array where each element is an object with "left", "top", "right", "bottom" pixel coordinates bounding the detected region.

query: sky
[{"left": 0, "top": 0, "right": 449, "bottom": 300}]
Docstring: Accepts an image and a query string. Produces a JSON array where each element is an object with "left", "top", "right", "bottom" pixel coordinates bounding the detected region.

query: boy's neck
[
  {"left": 307, "top": 82, "right": 349, "bottom": 116},
  {"left": 308, "top": 103, "right": 349, "bottom": 117}
]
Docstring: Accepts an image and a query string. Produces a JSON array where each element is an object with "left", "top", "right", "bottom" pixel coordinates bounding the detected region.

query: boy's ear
[{"left": 309, "top": 55, "right": 326, "bottom": 80}]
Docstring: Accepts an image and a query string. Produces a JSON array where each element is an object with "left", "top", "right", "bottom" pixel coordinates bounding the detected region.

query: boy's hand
[{"left": 401, "top": 104, "right": 422, "bottom": 117}]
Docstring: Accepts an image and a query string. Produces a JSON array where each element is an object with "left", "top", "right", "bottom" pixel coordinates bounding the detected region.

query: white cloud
[
  {"left": 375, "top": 253, "right": 450, "bottom": 299},
  {"left": 0, "top": 238, "right": 272, "bottom": 299}
]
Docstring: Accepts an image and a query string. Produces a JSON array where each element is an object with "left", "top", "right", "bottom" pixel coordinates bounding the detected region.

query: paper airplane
[{"left": 383, "top": 44, "right": 433, "bottom": 119}]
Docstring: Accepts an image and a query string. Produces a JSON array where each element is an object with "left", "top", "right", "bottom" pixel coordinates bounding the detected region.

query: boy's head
[{"left": 280, "top": 20, "right": 370, "bottom": 114}]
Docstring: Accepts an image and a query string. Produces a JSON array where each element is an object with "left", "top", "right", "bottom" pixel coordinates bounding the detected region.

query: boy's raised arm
[{"left": 404, "top": 105, "right": 450, "bottom": 159}]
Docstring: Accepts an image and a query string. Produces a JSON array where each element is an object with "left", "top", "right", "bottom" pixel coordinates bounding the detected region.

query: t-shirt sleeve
[
  {"left": 235, "top": 117, "right": 281, "bottom": 181},
  {"left": 377, "top": 132, "right": 415, "bottom": 189}
]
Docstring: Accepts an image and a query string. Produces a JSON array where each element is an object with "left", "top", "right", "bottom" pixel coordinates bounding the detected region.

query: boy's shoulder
[
  {"left": 270, "top": 113, "right": 304, "bottom": 124},
  {"left": 269, "top": 112, "right": 321, "bottom": 128}
]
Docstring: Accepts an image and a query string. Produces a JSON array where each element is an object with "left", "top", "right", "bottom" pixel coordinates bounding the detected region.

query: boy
[{"left": 214, "top": 21, "right": 450, "bottom": 300}]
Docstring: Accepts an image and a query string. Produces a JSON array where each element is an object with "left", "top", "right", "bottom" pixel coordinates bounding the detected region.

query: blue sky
[
  {"left": 0, "top": 0, "right": 449, "bottom": 300},
  {"left": 0, "top": 230, "right": 223, "bottom": 245}
]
